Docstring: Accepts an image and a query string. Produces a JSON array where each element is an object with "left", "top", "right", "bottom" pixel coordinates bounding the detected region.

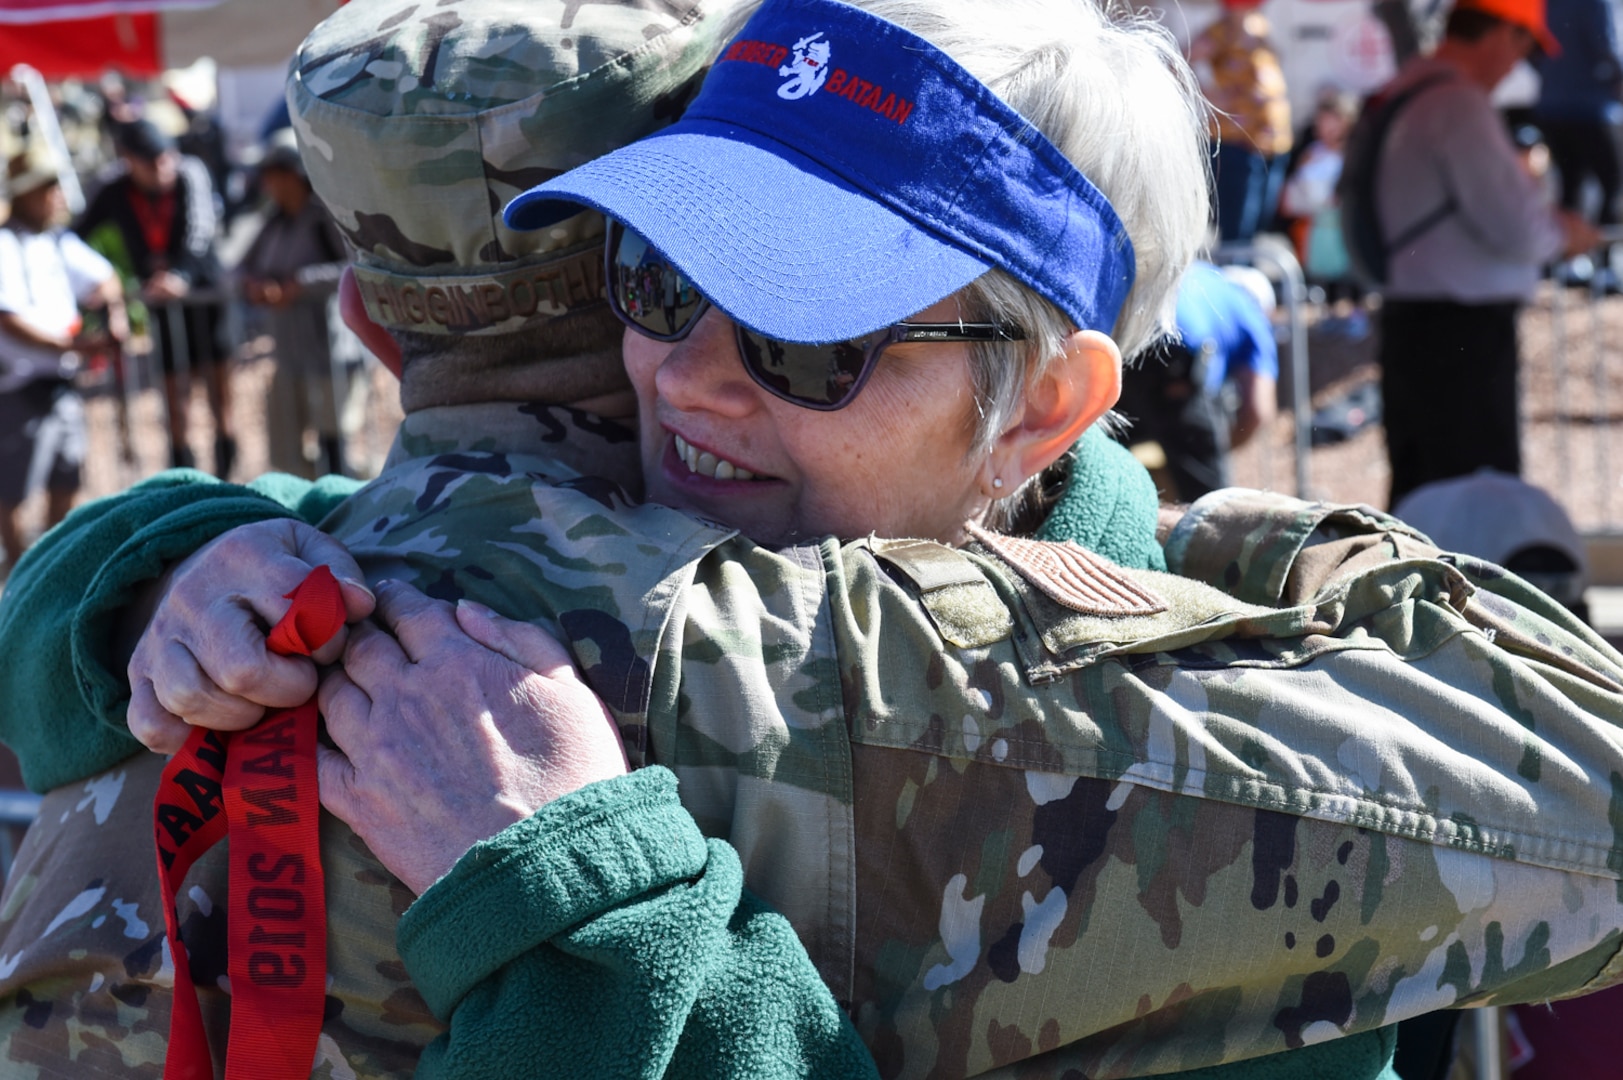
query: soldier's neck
[{"left": 399, "top": 357, "right": 637, "bottom": 420}]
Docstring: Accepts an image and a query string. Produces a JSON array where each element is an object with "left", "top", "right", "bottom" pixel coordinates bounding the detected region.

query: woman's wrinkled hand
[
  {"left": 127, "top": 519, "right": 375, "bottom": 754},
  {"left": 315, "top": 581, "right": 628, "bottom": 895}
]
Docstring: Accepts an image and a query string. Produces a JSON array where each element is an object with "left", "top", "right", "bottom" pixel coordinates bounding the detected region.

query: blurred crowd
[
  {"left": 4, "top": 0, "right": 1622, "bottom": 588},
  {"left": 1117, "top": 0, "right": 1621, "bottom": 518},
  {"left": 0, "top": 73, "right": 371, "bottom": 570}
]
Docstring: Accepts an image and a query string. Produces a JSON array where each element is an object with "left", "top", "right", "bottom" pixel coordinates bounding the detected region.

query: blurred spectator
[
  {"left": 1190, "top": 0, "right": 1294, "bottom": 242},
  {"left": 1533, "top": 0, "right": 1622, "bottom": 243},
  {"left": 76, "top": 118, "right": 235, "bottom": 476},
  {"left": 173, "top": 95, "right": 245, "bottom": 226},
  {"left": 1114, "top": 260, "right": 1278, "bottom": 501},
  {"left": 0, "top": 151, "right": 126, "bottom": 567},
  {"left": 1281, "top": 91, "right": 1361, "bottom": 317},
  {"left": 237, "top": 133, "right": 353, "bottom": 478},
  {"left": 95, "top": 74, "right": 138, "bottom": 136},
  {"left": 1375, "top": 0, "right": 1599, "bottom": 507}
]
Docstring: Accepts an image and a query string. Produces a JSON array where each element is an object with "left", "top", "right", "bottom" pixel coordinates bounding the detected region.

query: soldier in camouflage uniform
[{"left": 5, "top": 2, "right": 1623, "bottom": 1080}]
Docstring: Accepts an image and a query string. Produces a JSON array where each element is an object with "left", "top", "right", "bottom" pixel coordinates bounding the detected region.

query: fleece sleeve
[
  {"left": 0, "top": 468, "right": 361, "bottom": 792},
  {"left": 398, "top": 767, "right": 879, "bottom": 1080}
]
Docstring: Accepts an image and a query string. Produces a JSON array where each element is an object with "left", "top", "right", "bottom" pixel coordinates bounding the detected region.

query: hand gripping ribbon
[{"left": 154, "top": 566, "right": 346, "bottom": 1079}]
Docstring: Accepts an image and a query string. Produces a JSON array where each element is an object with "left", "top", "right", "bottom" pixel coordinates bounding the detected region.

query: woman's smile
[
  {"left": 669, "top": 432, "right": 766, "bottom": 482},
  {"left": 626, "top": 303, "right": 1000, "bottom": 547}
]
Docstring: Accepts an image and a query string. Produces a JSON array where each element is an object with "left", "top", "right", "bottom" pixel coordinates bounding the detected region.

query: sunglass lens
[
  {"left": 608, "top": 224, "right": 704, "bottom": 339},
  {"left": 736, "top": 328, "right": 873, "bottom": 409}
]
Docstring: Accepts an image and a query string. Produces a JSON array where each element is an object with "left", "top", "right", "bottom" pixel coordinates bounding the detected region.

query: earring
[{"left": 992, "top": 477, "right": 1004, "bottom": 490}]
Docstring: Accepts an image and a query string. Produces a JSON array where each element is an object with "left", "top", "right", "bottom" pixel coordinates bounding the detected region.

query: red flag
[
  {"left": 0, "top": 14, "right": 161, "bottom": 77},
  {"left": 0, "top": 0, "right": 220, "bottom": 23}
]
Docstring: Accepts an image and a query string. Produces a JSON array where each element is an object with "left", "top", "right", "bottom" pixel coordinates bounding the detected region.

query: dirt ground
[{"left": 1229, "top": 281, "right": 1623, "bottom": 535}]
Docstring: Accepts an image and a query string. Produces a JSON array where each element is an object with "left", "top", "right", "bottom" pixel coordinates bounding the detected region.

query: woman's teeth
[{"left": 674, "top": 434, "right": 756, "bottom": 481}]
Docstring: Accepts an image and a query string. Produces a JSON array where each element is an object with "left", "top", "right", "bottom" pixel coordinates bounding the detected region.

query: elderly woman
[{"left": 503, "top": 0, "right": 1207, "bottom": 552}]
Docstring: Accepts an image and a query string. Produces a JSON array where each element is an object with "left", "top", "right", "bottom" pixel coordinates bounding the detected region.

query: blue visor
[{"left": 505, "top": 0, "right": 1135, "bottom": 345}]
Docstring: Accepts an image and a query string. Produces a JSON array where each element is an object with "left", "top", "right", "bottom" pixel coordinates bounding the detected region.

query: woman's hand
[
  {"left": 316, "top": 581, "right": 628, "bottom": 895},
  {"left": 127, "top": 520, "right": 375, "bottom": 753}
]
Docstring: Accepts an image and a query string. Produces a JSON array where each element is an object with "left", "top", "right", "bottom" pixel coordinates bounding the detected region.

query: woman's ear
[
  {"left": 339, "top": 266, "right": 405, "bottom": 378},
  {"left": 992, "top": 329, "right": 1121, "bottom": 483}
]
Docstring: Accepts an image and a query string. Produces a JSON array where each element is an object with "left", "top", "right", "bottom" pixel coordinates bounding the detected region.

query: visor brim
[{"left": 504, "top": 123, "right": 994, "bottom": 344}]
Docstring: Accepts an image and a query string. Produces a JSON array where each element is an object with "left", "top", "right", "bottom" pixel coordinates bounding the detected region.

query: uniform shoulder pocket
[{"left": 868, "top": 537, "right": 1014, "bottom": 649}]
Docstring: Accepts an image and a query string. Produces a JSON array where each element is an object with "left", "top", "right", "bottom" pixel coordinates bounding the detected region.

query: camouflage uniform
[
  {"left": 289, "top": 0, "right": 750, "bottom": 346},
  {"left": 6, "top": 400, "right": 1623, "bottom": 1076}
]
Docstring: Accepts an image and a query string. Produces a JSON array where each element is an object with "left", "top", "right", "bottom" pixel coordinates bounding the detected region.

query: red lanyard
[
  {"left": 155, "top": 566, "right": 345, "bottom": 1079},
  {"left": 130, "top": 186, "right": 177, "bottom": 265}
]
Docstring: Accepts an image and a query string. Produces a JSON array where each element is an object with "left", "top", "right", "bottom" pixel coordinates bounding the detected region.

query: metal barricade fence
[
  {"left": 1536, "top": 226, "right": 1623, "bottom": 534},
  {"left": 1209, "top": 233, "right": 1623, "bottom": 544},
  {"left": 1213, "top": 236, "right": 1312, "bottom": 498},
  {"left": 85, "top": 289, "right": 233, "bottom": 486},
  {"left": 79, "top": 286, "right": 380, "bottom": 492}
]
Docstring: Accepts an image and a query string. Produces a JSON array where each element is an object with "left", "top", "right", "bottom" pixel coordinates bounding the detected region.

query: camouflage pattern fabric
[
  {"left": 5, "top": 403, "right": 1623, "bottom": 1077},
  {"left": 288, "top": 0, "right": 752, "bottom": 337}
]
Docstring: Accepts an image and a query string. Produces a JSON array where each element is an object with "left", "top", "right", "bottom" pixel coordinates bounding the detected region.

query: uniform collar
[{"left": 386, "top": 402, "right": 643, "bottom": 499}]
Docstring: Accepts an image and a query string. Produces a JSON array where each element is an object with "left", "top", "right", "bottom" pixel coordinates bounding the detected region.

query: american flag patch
[{"left": 966, "top": 524, "right": 1168, "bottom": 617}]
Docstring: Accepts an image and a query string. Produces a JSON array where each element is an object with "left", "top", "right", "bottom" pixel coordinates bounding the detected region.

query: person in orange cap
[
  {"left": 1454, "top": 0, "right": 1563, "bottom": 57},
  {"left": 1374, "top": 0, "right": 1598, "bottom": 512}
]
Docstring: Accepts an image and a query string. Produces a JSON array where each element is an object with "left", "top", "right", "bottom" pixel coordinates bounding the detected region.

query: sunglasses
[{"left": 605, "top": 220, "right": 1024, "bottom": 411}]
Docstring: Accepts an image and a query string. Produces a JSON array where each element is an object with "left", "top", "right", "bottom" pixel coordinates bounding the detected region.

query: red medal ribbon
[{"left": 155, "top": 566, "right": 345, "bottom": 1079}]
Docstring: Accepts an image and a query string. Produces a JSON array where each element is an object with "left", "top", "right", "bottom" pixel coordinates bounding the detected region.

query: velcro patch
[{"left": 966, "top": 524, "right": 1168, "bottom": 617}]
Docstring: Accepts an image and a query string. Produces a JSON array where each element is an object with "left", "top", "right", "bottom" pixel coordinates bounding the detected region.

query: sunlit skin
[
  {"left": 1433, "top": 20, "right": 1535, "bottom": 91},
  {"left": 1312, "top": 105, "right": 1350, "bottom": 152},
  {"left": 623, "top": 296, "right": 1122, "bottom": 547},
  {"left": 333, "top": 267, "right": 1122, "bottom": 544}
]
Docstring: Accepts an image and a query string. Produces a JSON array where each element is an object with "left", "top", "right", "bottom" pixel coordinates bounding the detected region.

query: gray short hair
[{"left": 857, "top": 0, "right": 1211, "bottom": 462}]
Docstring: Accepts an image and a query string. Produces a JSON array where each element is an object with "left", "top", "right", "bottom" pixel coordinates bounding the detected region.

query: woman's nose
[{"left": 654, "top": 308, "right": 758, "bottom": 417}]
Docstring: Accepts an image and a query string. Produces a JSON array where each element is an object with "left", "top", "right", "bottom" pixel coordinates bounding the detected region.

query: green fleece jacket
[
  {"left": 0, "top": 436, "right": 1398, "bottom": 1080},
  {"left": 403, "top": 766, "right": 877, "bottom": 1079}
]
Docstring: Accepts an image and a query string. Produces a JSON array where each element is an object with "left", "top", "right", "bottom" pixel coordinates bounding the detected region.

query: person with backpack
[{"left": 1363, "top": 0, "right": 1597, "bottom": 507}]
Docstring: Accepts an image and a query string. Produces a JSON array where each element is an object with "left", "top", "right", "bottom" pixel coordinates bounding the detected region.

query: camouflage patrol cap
[{"left": 289, "top": 0, "right": 752, "bottom": 337}]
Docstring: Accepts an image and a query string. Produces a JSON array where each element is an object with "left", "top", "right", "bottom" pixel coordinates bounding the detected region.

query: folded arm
[{"left": 0, "top": 470, "right": 364, "bottom": 790}]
